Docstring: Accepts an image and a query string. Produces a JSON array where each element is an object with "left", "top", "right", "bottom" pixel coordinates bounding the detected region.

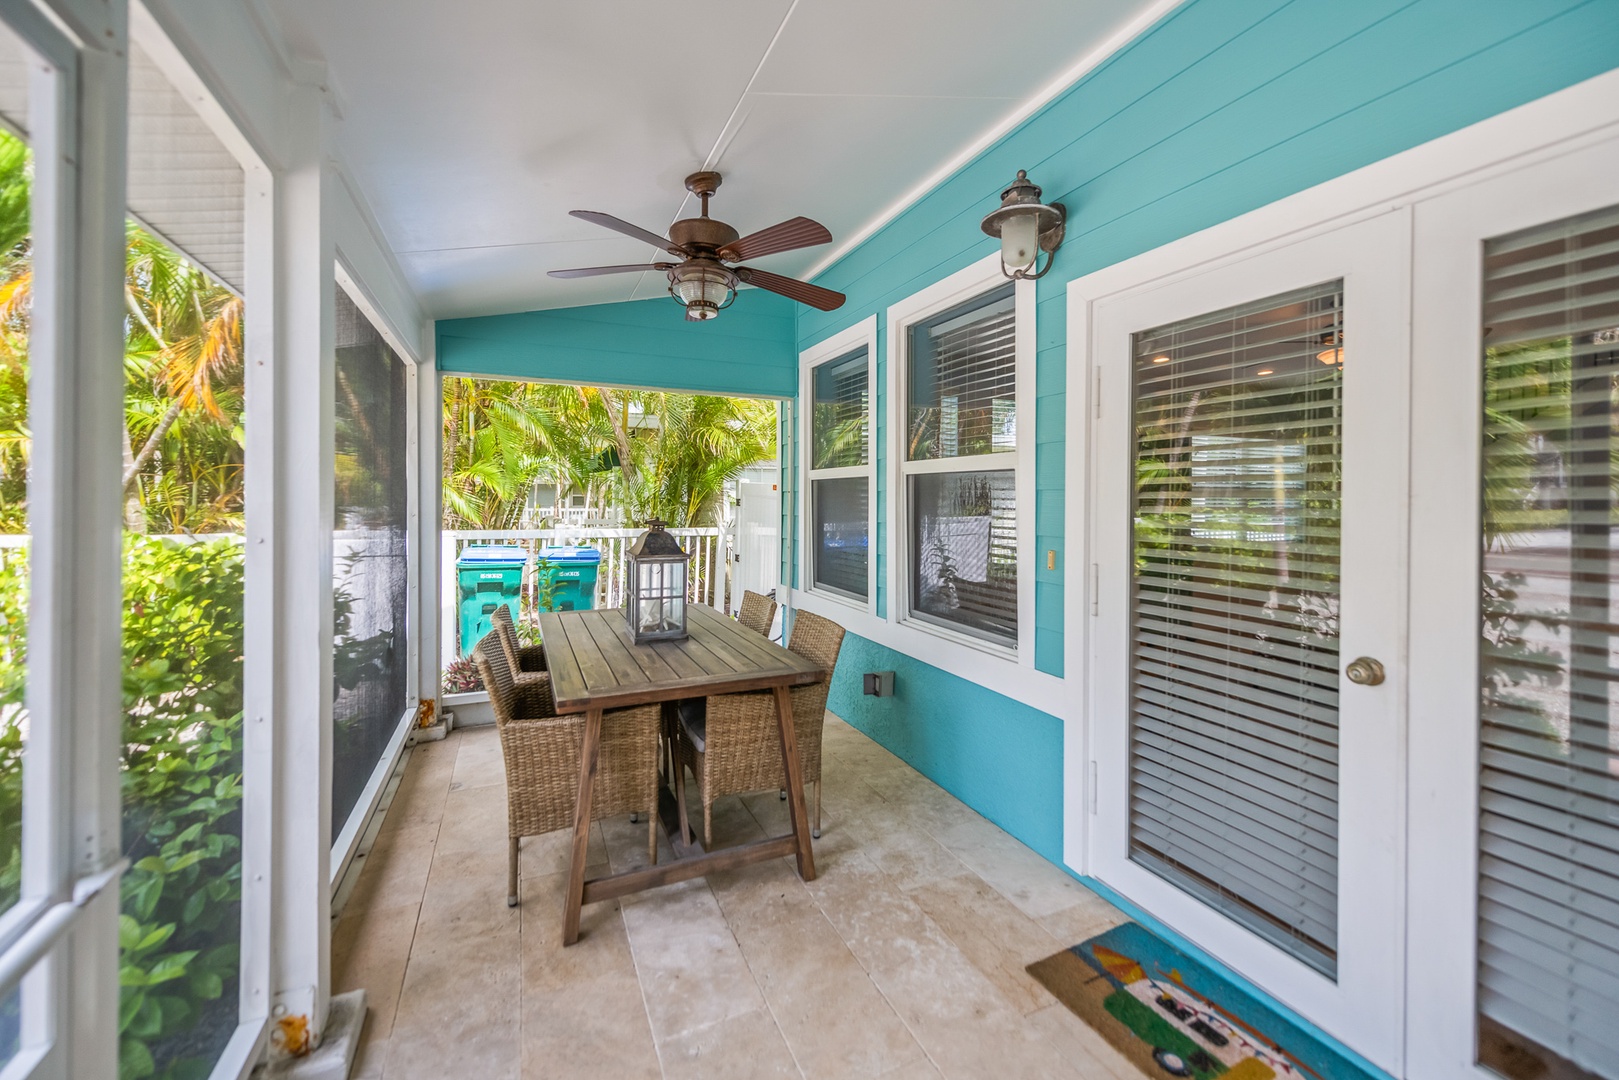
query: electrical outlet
[{"left": 862, "top": 671, "right": 895, "bottom": 697}]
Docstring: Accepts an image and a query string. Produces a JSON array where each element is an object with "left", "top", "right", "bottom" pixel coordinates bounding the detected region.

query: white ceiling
[{"left": 259, "top": 0, "right": 1157, "bottom": 319}]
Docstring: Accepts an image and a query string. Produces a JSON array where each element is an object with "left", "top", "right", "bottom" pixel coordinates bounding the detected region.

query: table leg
[
  {"left": 772, "top": 685, "right": 817, "bottom": 882},
  {"left": 563, "top": 707, "right": 603, "bottom": 946}
]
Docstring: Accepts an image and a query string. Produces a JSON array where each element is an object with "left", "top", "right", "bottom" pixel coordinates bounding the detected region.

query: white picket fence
[{"left": 441, "top": 527, "right": 731, "bottom": 660}]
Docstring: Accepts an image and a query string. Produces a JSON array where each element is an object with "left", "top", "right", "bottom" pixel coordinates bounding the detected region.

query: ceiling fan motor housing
[{"left": 669, "top": 217, "right": 739, "bottom": 252}]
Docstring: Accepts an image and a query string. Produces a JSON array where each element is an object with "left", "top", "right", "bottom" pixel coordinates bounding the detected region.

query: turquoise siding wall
[
  {"left": 799, "top": 0, "right": 1619, "bottom": 855},
  {"left": 437, "top": 291, "right": 798, "bottom": 398}
]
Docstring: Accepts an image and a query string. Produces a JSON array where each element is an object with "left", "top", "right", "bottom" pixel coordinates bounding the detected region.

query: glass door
[
  {"left": 1087, "top": 210, "right": 1412, "bottom": 1073},
  {"left": 1408, "top": 132, "right": 1619, "bottom": 1080}
]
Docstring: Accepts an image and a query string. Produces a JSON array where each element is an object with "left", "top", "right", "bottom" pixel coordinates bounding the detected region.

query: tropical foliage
[
  {"left": 0, "top": 127, "right": 247, "bottom": 1079},
  {"left": 441, "top": 377, "right": 776, "bottom": 529},
  {"left": 0, "top": 127, "right": 245, "bottom": 537},
  {"left": 0, "top": 538, "right": 244, "bottom": 1080}
]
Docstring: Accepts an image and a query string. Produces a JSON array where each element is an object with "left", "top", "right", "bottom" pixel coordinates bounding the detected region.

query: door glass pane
[
  {"left": 907, "top": 285, "right": 1015, "bottom": 460},
  {"left": 1477, "top": 202, "right": 1619, "bottom": 1080},
  {"left": 812, "top": 476, "right": 867, "bottom": 599},
  {"left": 811, "top": 348, "right": 867, "bottom": 469},
  {"left": 1128, "top": 280, "right": 1344, "bottom": 976},
  {"left": 909, "top": 470, "right": 1015, "bottom": 642},
  {"left": 0, "top": 24, "right": 30, "bottom": 1064},
  {"left": 332, "top": 288, "right": 409, "bottom": 836}
]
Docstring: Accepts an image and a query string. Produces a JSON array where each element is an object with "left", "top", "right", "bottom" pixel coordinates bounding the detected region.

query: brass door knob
[{"left": 1345, "top": 657, "right": 1385, "bottom": 686}]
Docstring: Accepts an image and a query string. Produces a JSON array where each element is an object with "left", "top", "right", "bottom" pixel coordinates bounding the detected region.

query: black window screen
[{"left": 332, "top": 288, "right": 410, "bottom": 836}]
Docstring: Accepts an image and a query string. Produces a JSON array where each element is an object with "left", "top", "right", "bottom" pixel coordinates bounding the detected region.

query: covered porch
[{"left": 0, "top": 0, "right": 1613, "bottom": 1079}]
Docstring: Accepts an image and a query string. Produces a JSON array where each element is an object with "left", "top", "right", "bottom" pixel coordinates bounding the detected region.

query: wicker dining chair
[
  {"left": 472, "top": 630, "right": 661, "bottom": 906},
  {"left": 665, "top": 590, "right": 779, "bottom": 783},
  {"left": 673, "top": 610, "right": 845, "bottom": 848},
  {"left": 491, "top": 604, "right": 549, "bottom": 696},
  {"left": 736, "top": 590, "right": 777, "bottom": 637}
]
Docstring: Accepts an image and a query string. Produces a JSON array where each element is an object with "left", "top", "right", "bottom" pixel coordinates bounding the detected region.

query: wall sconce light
[{"left": 980, "top": 169, "right": 1065, "bottom": 280}]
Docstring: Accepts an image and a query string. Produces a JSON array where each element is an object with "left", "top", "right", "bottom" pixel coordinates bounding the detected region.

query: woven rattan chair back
[
  {"left": 472, "top": 628, "right": 660, "bottom": 904},
  {"left": 675, "top": 610, "right": 845, "bottom": 846},
  {"left": 736, "top": 590, "right": 777, "bottom": 637}
]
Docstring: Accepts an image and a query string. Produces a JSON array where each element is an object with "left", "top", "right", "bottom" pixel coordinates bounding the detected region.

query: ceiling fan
[{"left": 549, "top": 171, "right": 846, "bottom": 321}]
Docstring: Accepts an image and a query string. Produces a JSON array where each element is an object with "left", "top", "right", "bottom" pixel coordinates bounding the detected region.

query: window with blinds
[
  {"left": 1476, "top": 202, "right": 1619, "bottom": 1080},
  {"left": 908, "top": 285, "right": 1016, "bottom": 459},
  {"left": 1129, "top": 280, "right": 1345, "bottom": 976},
  {"left": 904, "top": 283, "right": 1018, "bottom": 645},
  {"left": 808, "top": 347, "right": 869, "bottom": 600}
]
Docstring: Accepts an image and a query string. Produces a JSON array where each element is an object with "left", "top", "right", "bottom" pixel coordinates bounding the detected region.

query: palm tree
[{"left": 0, "top": 127, "right": 246, "bottom": 536}]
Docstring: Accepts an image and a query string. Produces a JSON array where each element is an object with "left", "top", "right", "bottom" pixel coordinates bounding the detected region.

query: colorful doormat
[{"left": 1027, "top": 922, "right": 1374, "bottom": 1080}]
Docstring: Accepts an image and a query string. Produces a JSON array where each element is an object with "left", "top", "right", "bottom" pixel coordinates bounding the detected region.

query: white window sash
[
  {"left": 886, "top": 254, "right": 1035, "bottom": 666},
  {"left": 798, "top": 315, "right": 877, "bottom": 612}
]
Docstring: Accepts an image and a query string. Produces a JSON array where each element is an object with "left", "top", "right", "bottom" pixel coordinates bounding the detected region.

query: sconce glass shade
[
  {"left": 668, "top": 261, "right": 737, "bottom": 321},
  {"left": 625, "top": 520, "right": 691, "bottom": 642},
  {"left": 981, "top": 169, "right": 1065, "bottom": 280},
  {"left": 999, "top": 213, "right": 1040, "bottom": 272}
]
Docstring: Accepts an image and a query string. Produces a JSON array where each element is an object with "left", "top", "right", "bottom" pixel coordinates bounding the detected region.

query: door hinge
[
  {"left": 1089, "top": 760, "right": 1098, "bottom": 814},
  {"left": 1089, "top": 563, "right": 1099, "bottom": 616},
  {"left": 1094, "top": 369, "right": 1102, "bottom": 419}
]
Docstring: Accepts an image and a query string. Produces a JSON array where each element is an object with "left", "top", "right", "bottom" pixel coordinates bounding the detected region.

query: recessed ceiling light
[
  {"left": 1256, "top": 368, "right": 1275, "bottom": 376},
  {"left": 1151, "top": 355, "right": 1170, "bottom": 364}
]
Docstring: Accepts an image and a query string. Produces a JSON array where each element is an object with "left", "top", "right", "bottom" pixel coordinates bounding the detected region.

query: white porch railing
[{"left": 441, "top": 527, "right": 732, "bottom": 661}]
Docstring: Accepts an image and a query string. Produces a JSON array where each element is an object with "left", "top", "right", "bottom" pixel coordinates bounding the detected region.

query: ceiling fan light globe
[{"left": 668, "top": 264, "right": 736, "bottom": 317}]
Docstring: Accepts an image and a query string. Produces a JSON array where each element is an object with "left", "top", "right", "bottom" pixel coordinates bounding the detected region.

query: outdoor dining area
[{"left": 328, "top": 524, "right": 1133, "bottom": 1080}]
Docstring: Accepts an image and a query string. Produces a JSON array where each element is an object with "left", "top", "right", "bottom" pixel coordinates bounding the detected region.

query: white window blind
[
  {"left": 903, "top": 284, "right": 1018, "bottom": 644},
  {"left": 1129, "top": 280, "right": 1345, "bottom": 976},
  {"left": 808, "top": 346, "right": 870, "bottom": 601},
  {"left": 1476, "top": 202, "right": 1619, "bottom": 1080},
  {"left": 908, "top": 286, "right": 1016, "bottom": 460}
]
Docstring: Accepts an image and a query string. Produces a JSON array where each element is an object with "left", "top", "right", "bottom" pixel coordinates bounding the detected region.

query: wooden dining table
[{"left": 536, "top": 603, "right": 825, "bottom": 945}]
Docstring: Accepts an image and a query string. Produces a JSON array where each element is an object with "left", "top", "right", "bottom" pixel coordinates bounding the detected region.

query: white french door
[
  {"left": 1407, "top": 133, "right": 1619, "bottom": 1080},
  {"left": 1084, "top": 211, "right": 1412, "bottom": 1073}
]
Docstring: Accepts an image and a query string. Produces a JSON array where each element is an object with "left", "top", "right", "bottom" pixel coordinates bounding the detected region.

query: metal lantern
[{"left": 625, "top": 520, "right": 691, "bottom": 643}]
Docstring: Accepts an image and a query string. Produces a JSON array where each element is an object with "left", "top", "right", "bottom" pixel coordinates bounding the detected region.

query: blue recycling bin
[
  {"left": 456, "top": 545, "right": 530, "bottom": 656},
  {"left": 536, "top": 546, "right": 602, "bottom": 612}
]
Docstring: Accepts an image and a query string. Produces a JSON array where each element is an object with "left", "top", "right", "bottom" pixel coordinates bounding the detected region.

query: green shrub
[{"left": 0, "top": 537, "right": 245, "bottom": 1080}]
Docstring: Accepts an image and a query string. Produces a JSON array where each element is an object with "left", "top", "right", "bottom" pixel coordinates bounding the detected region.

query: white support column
[
  {"left": 242, "top": 84, "right": 335, "bottom": 1041},
  {"left": 415, "top": 351, "right": 441, "bottom": 703},
  {"left": 21, "top": 1, "right": 130, "bottom": 1074}
]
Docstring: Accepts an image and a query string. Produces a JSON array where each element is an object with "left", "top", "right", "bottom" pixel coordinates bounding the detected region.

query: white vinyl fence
[{"left": 441, "top": 527, "right": 731, "bottom": 662}]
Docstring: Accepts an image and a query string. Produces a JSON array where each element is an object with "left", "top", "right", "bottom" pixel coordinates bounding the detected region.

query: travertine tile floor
[{"left": 331, "top": 716, "right": 1144, "bottom": 1080}]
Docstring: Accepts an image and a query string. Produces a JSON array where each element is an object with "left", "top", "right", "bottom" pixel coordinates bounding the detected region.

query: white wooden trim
[
  {"left": 1405, "top": 132, "right": 1619, "bottom": 1080},
  {"left": 245, "top": 82, "right": 334, "bottom": 1036},
  {"left": 206, "top": 1018, "right": 270, "bottom": 1080},
  {"left": 17, "top": 3, "right": 129, "bottom": 1074},
  {"left": 786, "top": 585, "right": 1070, "bottom": 717},
  {"left": 885, "top": 253, "right": 1036, "bottom": 671},
  {"left": 335, "top": 257, "right": 421, "bottom": 367},
  {"left": 798, "top": 315, "right": 877, "bottom": 612},
  {"left": 329, "top": 706, "right": 415, "bottom": 891}
]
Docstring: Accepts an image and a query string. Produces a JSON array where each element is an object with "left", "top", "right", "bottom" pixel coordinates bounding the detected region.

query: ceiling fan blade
[
  {"left": 718, "top": 216, "right": 832, "bottom": 262},
  {"left": 547, "top": 263, "right": 672, "bottom": 279},
  {"left": 735, "top": 266, "right": 845, "bottom": 312},
  {"left": 570, "top": 210, "right": 688, "bottom": 256}
]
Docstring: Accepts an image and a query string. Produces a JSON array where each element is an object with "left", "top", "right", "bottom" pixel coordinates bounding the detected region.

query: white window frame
[
  {"left": 887, "top": 254, "right": 1035, "bottom": 663},
  {"left": 797, "top": 315, "right": 876, "bottom": 613},
  {"left": 0, "top": 3, "right": 129, "bottom": 1078}
]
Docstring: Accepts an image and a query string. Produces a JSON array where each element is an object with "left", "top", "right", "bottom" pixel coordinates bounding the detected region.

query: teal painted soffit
[{"left": 437, "top": 290, "right": 799, "bottom": 399}]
